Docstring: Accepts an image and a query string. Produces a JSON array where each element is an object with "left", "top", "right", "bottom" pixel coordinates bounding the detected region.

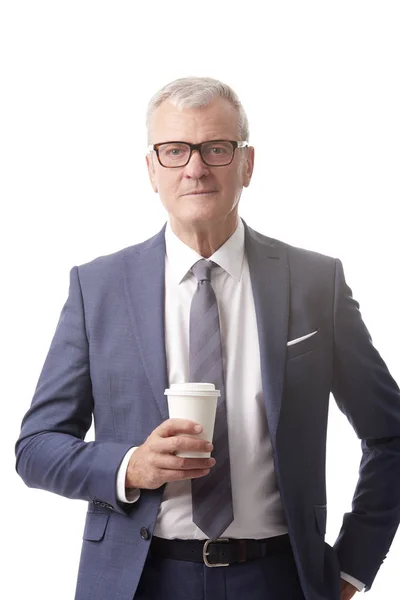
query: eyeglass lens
[{"left": 158, "top": 141, "right": 234, "bottom": 167}]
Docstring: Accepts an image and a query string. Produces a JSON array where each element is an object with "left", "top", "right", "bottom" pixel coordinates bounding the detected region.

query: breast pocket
[{"left": 286, "top": 329, "right": 321, "bottom": 360}]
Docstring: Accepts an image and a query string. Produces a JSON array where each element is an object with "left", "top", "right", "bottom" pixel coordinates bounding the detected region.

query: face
[{"left": 146, "top": 97, "right": 254, "bottom": 231}]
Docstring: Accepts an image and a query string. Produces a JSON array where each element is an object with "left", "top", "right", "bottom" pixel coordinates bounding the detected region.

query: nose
[{"left": 183, "top": 149, "right": 209, "bottom": 179}]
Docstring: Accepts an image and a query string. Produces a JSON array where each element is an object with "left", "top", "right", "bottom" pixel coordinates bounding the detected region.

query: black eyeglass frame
[{"left": 148, "top": 140, "right": 248, "bottom": 168}]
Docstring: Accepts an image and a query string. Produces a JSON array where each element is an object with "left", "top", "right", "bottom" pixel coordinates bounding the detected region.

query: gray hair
[{"left": 146, "top": 76, "right": 249, "bottom": 143}]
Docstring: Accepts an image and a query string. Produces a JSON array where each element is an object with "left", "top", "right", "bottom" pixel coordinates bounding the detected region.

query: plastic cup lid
[{"left": 165, "top": 382, "right": 220, "bottom": 396}]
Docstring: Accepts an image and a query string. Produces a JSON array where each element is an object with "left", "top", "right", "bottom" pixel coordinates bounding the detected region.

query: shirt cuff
[
  {"left": 116, "top": 446, "right": 141, "bottom": 503},
  {"left": 340, "top": 571, "right": 365, "bottom": 592}
]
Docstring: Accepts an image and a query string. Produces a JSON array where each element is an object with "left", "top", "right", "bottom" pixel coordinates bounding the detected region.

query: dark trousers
[{"left": 134, "top": 544, "right": 306, "bottom": 600}]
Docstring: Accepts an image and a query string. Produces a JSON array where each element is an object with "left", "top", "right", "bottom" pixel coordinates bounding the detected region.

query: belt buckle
[{"left": 203, "top": 538, "right": 230, "bottom": 567}]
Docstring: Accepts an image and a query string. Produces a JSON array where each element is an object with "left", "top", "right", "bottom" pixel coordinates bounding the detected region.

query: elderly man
[{"left": 16, "top": 77, "right": 400, "bottom": 600}]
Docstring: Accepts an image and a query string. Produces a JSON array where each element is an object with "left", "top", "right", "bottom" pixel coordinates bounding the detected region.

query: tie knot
[{"left": 191, "top": 259, "right": 214, "bottom": 282}]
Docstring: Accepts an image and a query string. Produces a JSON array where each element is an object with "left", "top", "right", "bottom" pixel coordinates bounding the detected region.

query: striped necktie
[{"left": 190, "top": 259, "right": 234, "bottom": 540}]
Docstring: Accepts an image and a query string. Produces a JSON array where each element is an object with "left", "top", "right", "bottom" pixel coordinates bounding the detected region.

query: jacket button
[{"left": 140, "top": 527, "right": 150, "bottom": 540}]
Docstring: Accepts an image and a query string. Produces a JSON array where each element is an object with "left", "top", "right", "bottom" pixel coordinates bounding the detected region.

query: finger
[
  {"left": 158, "top": 419, "right": 203, "bottom": 438},
  {"left": 156, "top": 454, "right": 216, "bottom": 471},
  {"left": 167, "top": 435, "right": 213, "bottom": 455},
  {"left": 161, "top": 468, "right": 211, "bottom": 483},
  {"left": 150, "top": 434, "right": 210, "bottom": 456}
]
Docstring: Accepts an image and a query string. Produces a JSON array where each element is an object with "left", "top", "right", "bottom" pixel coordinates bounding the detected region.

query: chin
[{"left": 185, "top": 207, "right": 223, "bottom": 223}]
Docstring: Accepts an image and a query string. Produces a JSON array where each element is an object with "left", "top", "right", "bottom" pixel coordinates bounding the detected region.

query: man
[{"left": 16, "top": 77, "right": 400, "bottom": 600}]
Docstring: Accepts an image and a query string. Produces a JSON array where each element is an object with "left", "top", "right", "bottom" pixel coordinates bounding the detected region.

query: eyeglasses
[{"left": 148, "top": 140, "right": 248, "bottom": 168}]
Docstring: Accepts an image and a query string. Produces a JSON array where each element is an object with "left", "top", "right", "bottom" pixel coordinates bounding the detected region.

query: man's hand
[
  {"left": 125, "top": 418, "right": 216, "bottom": 490},
  {"left": 341, "top": 579, "right": 358, "bottom": 600}
]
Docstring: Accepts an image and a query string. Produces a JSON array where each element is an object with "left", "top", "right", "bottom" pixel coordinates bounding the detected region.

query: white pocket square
[{"left": 287, "top": 330, "right": 318, "bottom": 347}]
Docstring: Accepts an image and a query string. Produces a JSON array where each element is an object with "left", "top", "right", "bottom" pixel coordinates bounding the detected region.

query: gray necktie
[{"left": 190, "top": 259, "right": 234, "bottom": 540}]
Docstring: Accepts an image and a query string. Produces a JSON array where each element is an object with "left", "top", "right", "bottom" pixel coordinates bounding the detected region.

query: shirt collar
[{"left": 165, "top": 217, "right": 245, "bottom": 284}]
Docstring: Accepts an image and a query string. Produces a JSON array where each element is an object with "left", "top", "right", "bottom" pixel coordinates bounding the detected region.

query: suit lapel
[
  {"left": 243, "top": 220, "right": 289, "bottom": 443},
  {"left": 122, "top": 225, "right": 169, "bottom": 421}
]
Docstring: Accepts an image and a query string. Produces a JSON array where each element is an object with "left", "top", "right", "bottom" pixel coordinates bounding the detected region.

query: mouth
[{"left": 182, "top": 190, "right": 217, "bottom": 196}]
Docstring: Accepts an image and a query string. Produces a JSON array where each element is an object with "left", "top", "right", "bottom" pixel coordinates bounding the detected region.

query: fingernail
[{"left": 194, "top": 425, "right": 202, "bottom": 432}]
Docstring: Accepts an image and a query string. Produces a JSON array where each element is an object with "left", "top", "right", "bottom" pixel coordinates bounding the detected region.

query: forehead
[{"left": 150, "top": 97, "right": 239, "bottom": 143}]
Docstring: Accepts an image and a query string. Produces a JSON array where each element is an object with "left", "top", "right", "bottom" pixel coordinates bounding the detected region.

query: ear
[
  {"left": 146, "top": 154, "right": 158, "bottom": 193},
  {"left": 242, "top": 146, "right": 255, "bottom": 188}
]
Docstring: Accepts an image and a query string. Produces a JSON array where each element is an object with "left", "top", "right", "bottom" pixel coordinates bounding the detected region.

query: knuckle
[
  {"left": 172, "top": 436, "right": 181, "bottom": 451},
  {"left": 162, "top": 424, "right": 171, "bottom": 438},
  {"left": 160, "top": 420, "right": 170, "bottom": 433},
  {"left": 177, "top": 457, "right": 186, "bottom": 469},
  {"left": 145, "top": 439, "right": 155, "bottom": 454}
]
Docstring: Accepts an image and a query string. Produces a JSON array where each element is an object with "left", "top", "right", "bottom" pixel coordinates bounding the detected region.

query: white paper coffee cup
[{"left": 165, "top": 383, "right": 220, "bottom": 458}]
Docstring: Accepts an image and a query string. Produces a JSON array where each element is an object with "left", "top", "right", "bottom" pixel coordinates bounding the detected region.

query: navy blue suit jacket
[{"left": 16, "top": 219, "right": 400, "bottom": 600}]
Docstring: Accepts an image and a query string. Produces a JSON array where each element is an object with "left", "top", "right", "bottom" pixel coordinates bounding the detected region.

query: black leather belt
[{"left": 150, "top": 534, "right": 291, "bottom": 567}]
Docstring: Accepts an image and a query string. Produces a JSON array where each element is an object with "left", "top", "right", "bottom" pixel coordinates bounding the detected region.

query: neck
[{"left": 169, "top": 212, "right": 239, "bottom": 258}]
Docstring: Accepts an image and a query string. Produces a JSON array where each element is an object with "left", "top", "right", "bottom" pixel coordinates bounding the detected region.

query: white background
[{"left": 1, "top": 1, "right": 399, "bottom": 598}]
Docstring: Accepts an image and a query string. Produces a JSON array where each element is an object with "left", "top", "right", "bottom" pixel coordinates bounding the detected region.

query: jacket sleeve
[
  {"left": 15, "top": 266, "right": 135, "bottom": 516},
  {"left": 332, "top": 258, "right": 400, "bottom": 589}
]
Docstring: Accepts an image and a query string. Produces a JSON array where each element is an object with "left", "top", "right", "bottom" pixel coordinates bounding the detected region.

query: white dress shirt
[{"left": 116, "top": 217, "right": 364, "bottom": 591}]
